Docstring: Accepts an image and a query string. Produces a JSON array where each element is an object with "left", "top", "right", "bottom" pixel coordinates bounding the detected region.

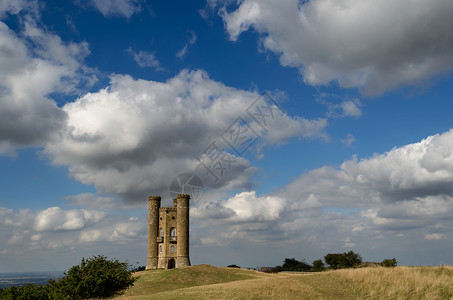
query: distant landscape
[
  {"left": 0, "top": 272, "right": 62, "bottom": 289},
  {"left": 2, "top": 258, "right": 453, "bottom": 299}
]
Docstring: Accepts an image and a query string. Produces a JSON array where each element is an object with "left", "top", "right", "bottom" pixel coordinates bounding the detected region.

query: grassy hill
[{"left": 116, "top": 264, "right": 453, "bottom": 299}]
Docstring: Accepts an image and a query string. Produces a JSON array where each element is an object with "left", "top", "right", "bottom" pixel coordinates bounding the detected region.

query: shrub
[
  {"left": 132, "top": 266, "right": 146, "bottom": 272},
  {"left": 0, "top": 283, "right": 51, "bottom": 300},
  {"left": 380, "top": 258, "right": 397, "bottom": 267},
  {"left": 227, "top": 264, "right": 241, "bottom": 268},
  {"left": 49, "top": 255, "right": 136, "bottom": 299}
]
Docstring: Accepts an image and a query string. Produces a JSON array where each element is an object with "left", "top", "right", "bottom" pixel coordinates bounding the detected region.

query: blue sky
[{"left": 1, "top": 0, "right": 453, "bottom": 272}]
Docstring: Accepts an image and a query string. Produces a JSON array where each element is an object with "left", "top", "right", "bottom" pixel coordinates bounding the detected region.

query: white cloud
[
  {"left": 341, "top": 101, "right": 361, "bottom": 117},
  {"left": 317, "top": 95, "right": 362, "bottom": 119},
  {"left": 0, "top": 205, "right": 147, "bottom": 263},
  {"left": 127, "top": 48, "right": 164, "bottom": 70},
  {"left": 0, "top": 16, "right": 95, "bottom": 155},
  {"left": 425, "top": 233, "right": 447, "bottom": 240},
  {"left": 0, "top": 207, "right": 33, "bottom": 227},
  {"left": 0, "top": 0, "right": 37, "bottom": 17},
  {"left": 176, "top": 30, "right": 197, "bottom": 59},
  {"left": 90, "top": 0, "right": 142, "bottom": 18},
  {"left": 78, "top": 215, "right": 146, "bottom": 243},
  {"left": 3, "top": 123, "right": 453, "bottom": 266},
  {"left": 290, "top": 194, "right": 322, "bottom": 210},
  {"left": 341, "top": 133, "right": 356, "bottom": 146},
  {"left": 30, "top": 234, "right": 41, "bottom": 241},
  {"left": 79, "top": 229, "right": 102, "bottom": 242},
  {"left": 34, "top": 207, "right": 106, "bottom": 232},
  {"left": 44, "top": 69, "right": 326, "bottom": 203},
  {"left": 223, "top": 191, "right": 285, "bottom": 222},
  {"left": 341, "top": 130, "right": 453, "bottom": 200},
  {"left": 189, "top": 129, "right": 453, "bottom": 262},
  {"left": 111, "top": 221, "right": 145, "bottom": 240},
  {"left": 219, "top": 0, "right": 453, "bottom": 95}
]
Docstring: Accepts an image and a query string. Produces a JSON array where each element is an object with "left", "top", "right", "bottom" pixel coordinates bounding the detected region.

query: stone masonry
[{"left": 146, "top": 194, "right": 191, "bottom": 269}]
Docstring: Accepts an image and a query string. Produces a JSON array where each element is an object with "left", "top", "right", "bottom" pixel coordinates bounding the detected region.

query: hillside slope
[{"left": 116, "top": 265, "right": 453, "bottom": 300}]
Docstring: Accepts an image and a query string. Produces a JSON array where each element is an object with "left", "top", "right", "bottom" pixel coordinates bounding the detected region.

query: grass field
[{"left": 116, "top": 264, "right": 453, "bottom": 299}]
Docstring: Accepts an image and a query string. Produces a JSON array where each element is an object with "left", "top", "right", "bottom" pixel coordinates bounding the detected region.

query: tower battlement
[{"left": 146, "top": 194, "right": 191, "bottom": 269}]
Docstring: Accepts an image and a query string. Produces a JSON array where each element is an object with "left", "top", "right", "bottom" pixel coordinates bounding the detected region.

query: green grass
[{"left": 116, "top": 264, "right": 260, "bottom": 299}]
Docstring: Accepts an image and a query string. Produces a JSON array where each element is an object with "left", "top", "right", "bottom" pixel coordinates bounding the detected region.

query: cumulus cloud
[
  {"left": 280, "top": 129, "right": 453, "bottom": 210},
  {"left": 0, "top": 207, "right": 33, "bottom": 227},
  {"left": 90, "top": 0, "right": 142, "bottom": 18},
  {"left": 44, "top": 69, "right": 326, "bottom": 203},
  {"left": 218, "top": 0, "right": 453, "bottom": 95},
  {"left": 0, "top": 205, "right": 147, "bottom": 265},
  {"left": 0, "top": 14, "right": 95, "bottom": 155},
  {"left": 34, "top": 207, "right": 106, "bottom": 231},
  {"left": 342, "top": 130, "right": 453, "bottom": 201},
  {"left": 193, "top": 191, "right": 285, "bottom": 222},
  {"left": 188, "top": 129, "right": 453, "bottom": 264}
]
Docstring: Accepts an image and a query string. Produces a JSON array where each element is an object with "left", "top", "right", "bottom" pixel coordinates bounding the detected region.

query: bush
[
  {"left": 380, "top": 258, "right": 397, "bottom": 267},
  {"left": 132, "top": 265, "right": 146, "bottom": 272},
  {"left": 49, "top": 255, "right": 136, "bottom": 299},
  {"left": 0, "top": 284, "right": 51, "bottom": 300},
  {"left": 227, "top": 264, "right": 241, "bottom": 268}
]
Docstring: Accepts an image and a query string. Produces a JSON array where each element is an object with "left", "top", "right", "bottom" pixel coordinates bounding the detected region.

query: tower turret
[
  {"left": 175, "top": 194, "right": 190, "bottom": 268},
  {"left": 146, "top": 195, "right": 161, "bottom": 269}
]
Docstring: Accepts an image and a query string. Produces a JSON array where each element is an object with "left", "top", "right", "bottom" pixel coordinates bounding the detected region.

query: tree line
[{"left": 274, "top": 251, "right": 397, "bottom": 272}]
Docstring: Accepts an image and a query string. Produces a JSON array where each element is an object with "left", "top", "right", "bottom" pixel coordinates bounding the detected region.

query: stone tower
[{"left": 146, "top": 194, "right": 191, "bottom": 269}]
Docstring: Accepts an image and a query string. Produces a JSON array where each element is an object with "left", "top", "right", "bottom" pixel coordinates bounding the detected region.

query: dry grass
[
  {"left": 115, "top": 265, "right": 453, "bottom": 300},
  {"left": 330, "top": 265, "right": 453, "bottom": 299}
]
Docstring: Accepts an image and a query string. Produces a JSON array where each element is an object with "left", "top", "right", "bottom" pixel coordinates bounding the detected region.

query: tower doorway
[{"left": 168, "top": 259, "right": 175, "bottom": 269}]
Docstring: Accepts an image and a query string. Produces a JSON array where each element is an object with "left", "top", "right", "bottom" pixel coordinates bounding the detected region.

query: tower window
[
  {"left": 160, "top": 228, "right": 163, "bottom": 237},
  {"left": 170, "top": 227, "right": 176, "bottom": 237},
  {"left": 159, "top": 246, "right": 162, "bottom": 253},
  {"left": 171, "top": 245, "right": 175, "bottom": 253}
]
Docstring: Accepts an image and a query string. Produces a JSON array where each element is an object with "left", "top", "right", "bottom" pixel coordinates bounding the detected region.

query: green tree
[
  {"left": 311, "top": 259, "right": 325, "bottom": 272},
  {"left": 277, "top": 258, "right": 312, "bottom": 272},
  {"left": 341, "top": 251, "right": 362, "bottom": 268},
  {"left": 324, "top": 251, "right": 362, "bottom": 269},
  {"left": 380, "top": 258, "right": 397, "bottom": 267},
  {"left": 324, "top": 253, "right": 342, "bottom": 269}
]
